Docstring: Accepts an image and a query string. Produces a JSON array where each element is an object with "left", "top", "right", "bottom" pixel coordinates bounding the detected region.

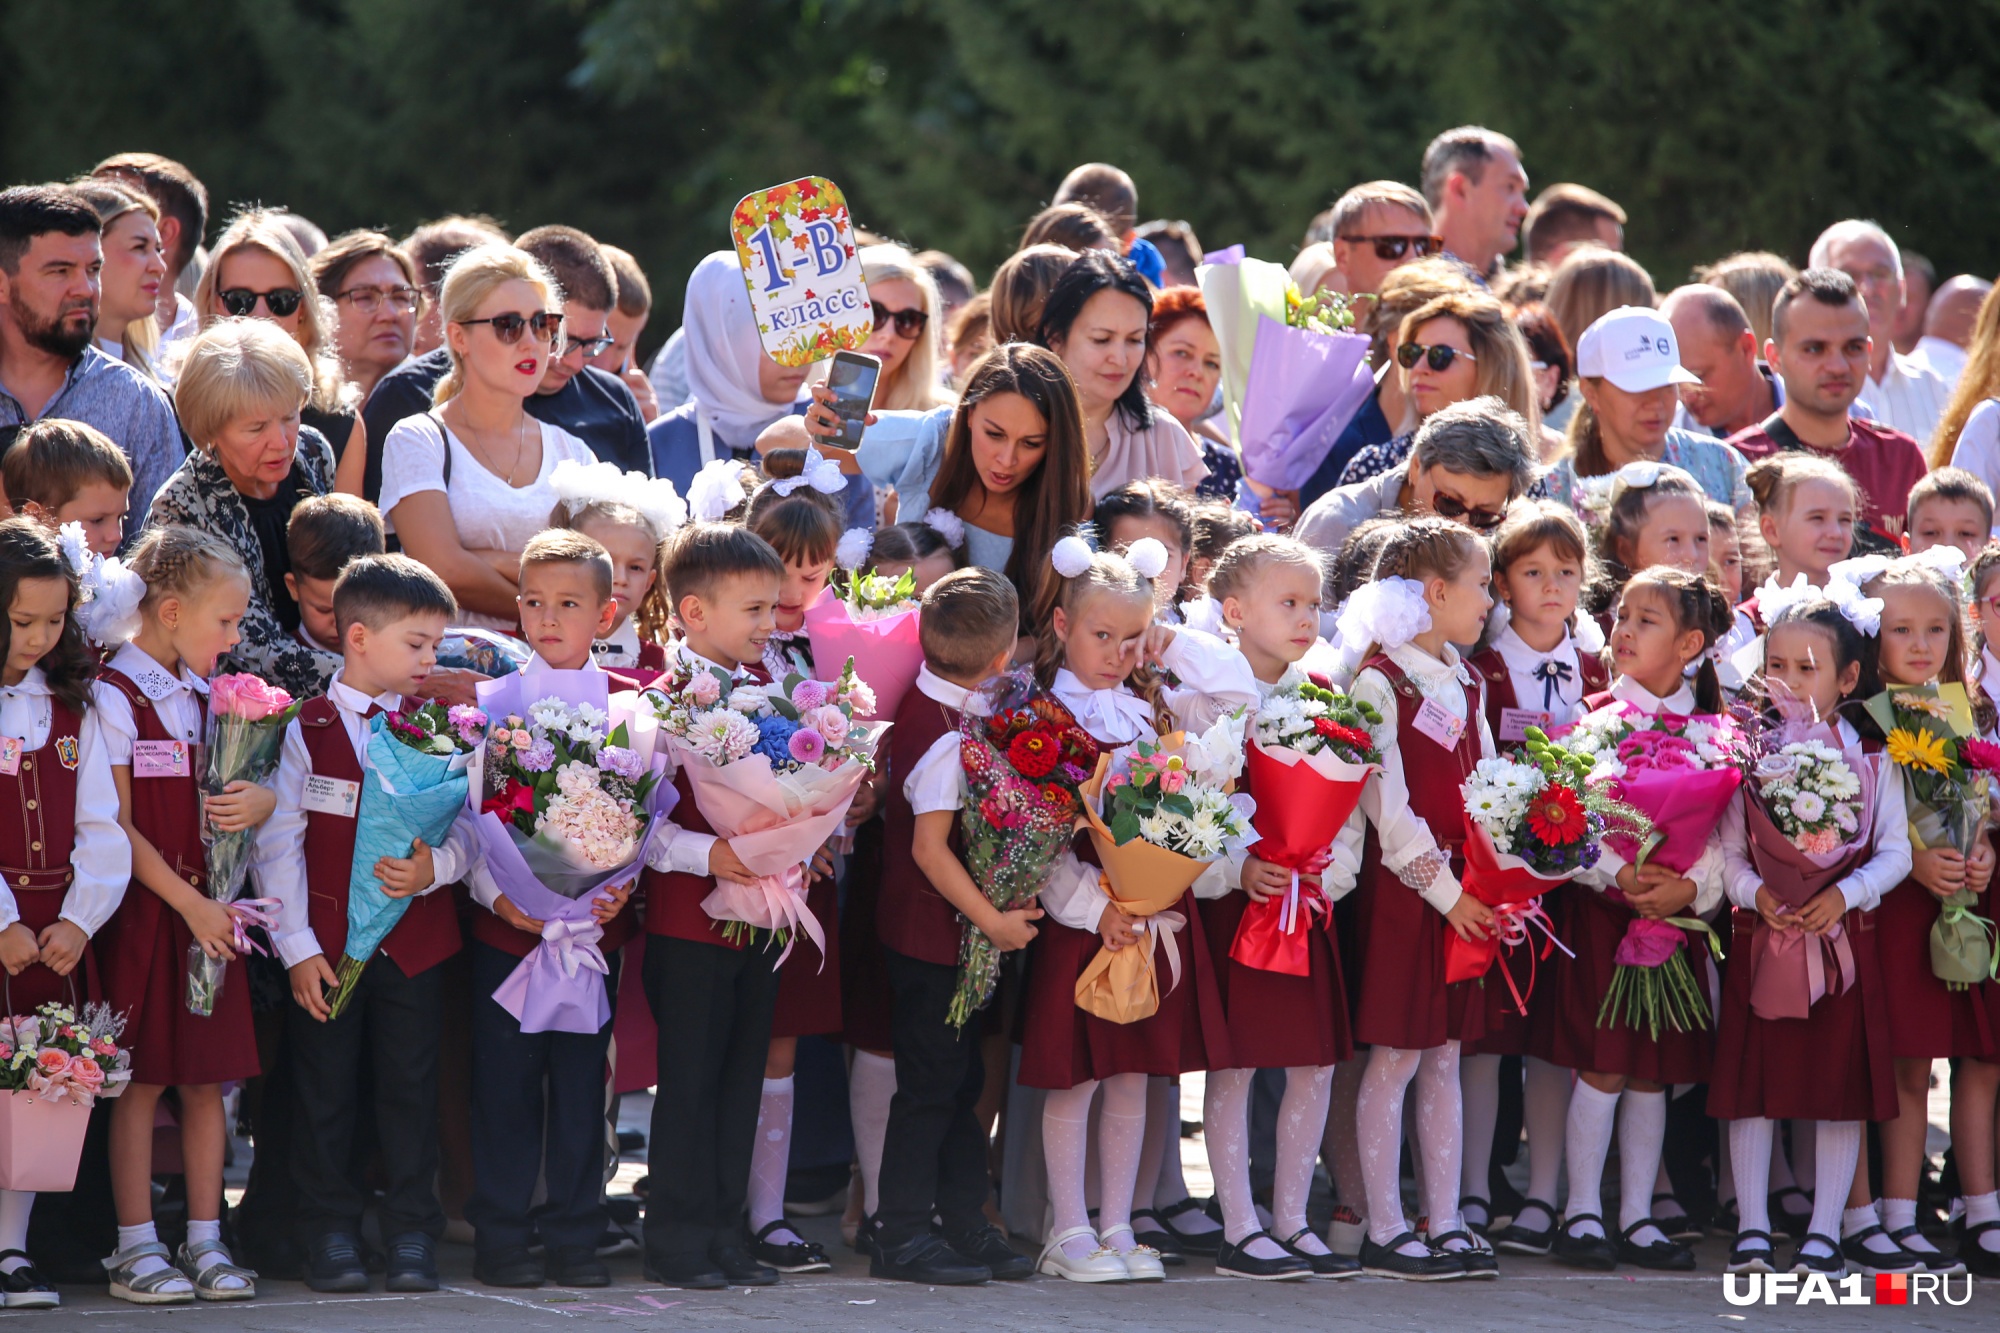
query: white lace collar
[{"left": 1385, "top": 640, "right": 1472, "bottom": 697}]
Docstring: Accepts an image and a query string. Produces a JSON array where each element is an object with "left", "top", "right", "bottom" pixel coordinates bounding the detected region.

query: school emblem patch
[{"left": 54, "top": 736, "right": 79, "bottom": 770}]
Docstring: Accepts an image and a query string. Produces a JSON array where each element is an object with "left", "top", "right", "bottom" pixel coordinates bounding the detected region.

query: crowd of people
[{"left": 0, "top": 125, "right": 1998, "bottom": 1307}]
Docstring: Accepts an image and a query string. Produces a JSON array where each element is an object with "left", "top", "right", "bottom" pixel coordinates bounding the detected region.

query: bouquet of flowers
[
  {"left": 1863, "top": 684, "right": 1999, "bottom": 988},
  {"left": 325, "top": 702, "right": 486, "bottom": 1020},
  {"left": 1196, "top": 247, "right": 1375, "bottom": 515},
  {"left": 645, "top": 657, "right": 885, "bottom": 961},
  {"left": 473, "top": 670, "right": 673, "bottom": 1033},
  {"left": 1558, "top": 703, "right": 1741, "bottom": 1036},
  {"left": 1074, "top": 731, "right": 1257, "bottom": 1024},
  {"left": 189, "top": 672, "right": 300, "bottom": 1016},
  {"left": 1231, "top": 676, "right": 1379, "bottom": 976},
  {"left": 0, "top": 1001, "right": 132, "bottom": 1191},
  {"left": 947, "top": 672, "right": 1100, "bottom": 1028},
  {"left": 1452, "top": 728, "right": 1646, "bottom": 1009},
  {"left": 802, "top": 537, "right": 923, "bottom": 719}
]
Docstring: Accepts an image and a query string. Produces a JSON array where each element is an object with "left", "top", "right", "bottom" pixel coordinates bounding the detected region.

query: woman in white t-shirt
[
  {"left": 378, "top": 245, "right": 597, "bottom": 630},
  {"left": 1938, "top": 284, "right": 2000, "bottom": 529}
]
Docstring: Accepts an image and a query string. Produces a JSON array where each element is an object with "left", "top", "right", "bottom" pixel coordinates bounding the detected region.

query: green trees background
[{"left": 6, "top": 0, "right": 1998, "bottom": 358}]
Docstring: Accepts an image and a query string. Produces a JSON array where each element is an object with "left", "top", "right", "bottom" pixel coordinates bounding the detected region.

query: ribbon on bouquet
[
  {"left": 1931, "top": 893, "right": 1999, "bottom": 989},
  {"left": 1748, "top": 906, "right": 1856, "bottom": 1021},
  {"left": 225, "top": 898, "right": 282, "bottom": 958},
  {"left": 1485, "top": 896, "right": 1574, "bottom": 1017},
  {"left": 700, "top": 863, "right": 827, "bottom": 970},
  {"left": 1074, "top": 869, "right": 1192, "bottom": 1025},
  {"left": 493, "top": 915, "right": 615, "bottom": 1033}
]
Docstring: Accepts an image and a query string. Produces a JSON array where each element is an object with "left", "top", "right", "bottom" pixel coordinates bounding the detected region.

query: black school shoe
[
  {"left": 1431, "top": 1230, "right": 1500, "bottom": 1278},
  {"left": 473, "top": 1244, "right": 545, "bottom": 1289},
  {"left": 1725, "top": 1231, "right": 1777, "bottom": 1275},
  {"left": 1550, "top": 1215, "right": 1619, "bottom": 1271},
  {"left": 304, "top": 1231, "right": 370, "bottom": 1293},
  {"left": 1214, "top": 1234, "right": 1310, "bottom": 1281},
  {"left": 1491, "top": 1200, "right": 1558, "bottom": 1256},
  {"left": 711, "top": 1244, "right": 779, "bottom": 1286},
  {"left": 1961, "top": 1221, "right": 2000, "bottom": 1279},
  {"left": 1276, "top": 1228, "right": 1360, "bottom": 1278},
  {"left": 1151, "top": 1197, "right": 1223, "bottom": 1257},
  {"left": 548, "top": 1245, "right": 611, "bottom": 1288},
  {"left": 1359, "top": 1232, "right": 1465, "bottom": 1281},
  {"left": 1789, "top": 1235, "right": 1845, "bottom": 1277},
  {"left": 0, "top": 1253, "right": 58, "bottom": 1309},
  {"left": 1768, "top": 1188, "right": 1812, "bottom": 1242},
  {"left": 872, "top": 1234, "right": 990, "bottom": 1285},
  {"left": 1129, "top": 1208, "right": 1188, "bottom": 1266},
  {"left": 946, "top": 1224, "right": 1035, "bottom": 1281},
  {"left": 644, "top": 1253, "right": 727, "bottom": 1290},
  {"left": 1841, "top": 1224, "right": 1920, "bottom": 1276},
  {"left": 751, "top": 1221, "right": 831, "bottom": 1274},
  {"left": 384, "top": 1233, "right": 439, "bottom": 1293},
  {"left": 1618, "top": 1220, "right": 1695, "bottom": 1272},
  {"left": 1652, "top": 1192, "right": 1703, "bottom": 1243}
]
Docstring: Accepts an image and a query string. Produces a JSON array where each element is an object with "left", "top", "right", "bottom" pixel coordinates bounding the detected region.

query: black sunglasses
[
  {"left": 219, "top": 286, "right": 303, "bottom": 318},
  {"left": 872, "top": 301, "right": 929, "bottom": 338},
  {"left": 1429, "top": 489, "right": 1507, "bottom": 531},
  {"left": 1397, "top": 341, "right": 1478, "bottom": 373},
  {"left": 459, "top": 311, "right": 563, "bottom": 345},
  {"left": 1340, "top": 234, "right": 1443, "bottom": 261},
  {"left": 557, "top": 332, "right": 617, "bottom": 359}
]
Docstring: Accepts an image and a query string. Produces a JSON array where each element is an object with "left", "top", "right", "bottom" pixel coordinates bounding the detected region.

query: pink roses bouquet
[{"left": 0, "top": 1002, "right": 131, "bottom": 1107}]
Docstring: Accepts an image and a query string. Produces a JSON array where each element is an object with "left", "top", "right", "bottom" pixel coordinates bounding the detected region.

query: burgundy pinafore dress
[
  {"left": 93, "top": 670, "right": 259, "bottom": 1087},
  {"left": 1348, "top": 655, "right": 1488, "bottom": 1052},
  {"left": 0, "top": 698, "right": 97, "bottom": 1014}
]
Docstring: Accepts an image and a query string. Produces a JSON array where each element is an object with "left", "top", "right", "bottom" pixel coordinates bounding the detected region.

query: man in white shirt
[
  {"left": 1911, "top": 274, "right": 1992, "bottom": 387},
  {"left": 1809, "top": 219, "right": 1951, "bottom": 444},
  {"left": 1420, "top": 127, "right": 1529, "bottom": 283}
]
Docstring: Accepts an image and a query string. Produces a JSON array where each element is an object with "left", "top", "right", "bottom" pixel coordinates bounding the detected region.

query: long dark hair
[
  {"left": 1620, "top": 565, "right": 1733, "bottom": 714},
  {"left": 1763, "top": 598, "right": 1880, "bottom": 731},
  {"left": 1036, "top": 249, "right": 1155, "bottom": 431},
  {"left": 0, "top": 517, "right": 94, "bottom": 715},
  {"left": 931, "top": 344, "right": 1092, "bottom": 629}
]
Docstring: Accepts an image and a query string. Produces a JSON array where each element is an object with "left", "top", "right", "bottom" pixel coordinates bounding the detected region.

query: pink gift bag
[{"left": 0, "top": 1092, "right": 90, "bottom": 1191}]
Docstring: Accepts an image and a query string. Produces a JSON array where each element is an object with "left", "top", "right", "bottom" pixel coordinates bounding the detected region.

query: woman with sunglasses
[
  {"left": 859, "top": 244, "right": 948, "bottom": 412},
  {"left": 191, "top": 210, "right": 365, "bottom": 473},
  {"left": 1335, "top": 291, "right": 1542, "bottom": 489},
  {"left": 377, "top": 245, "right": 597, "bottom": 631}
]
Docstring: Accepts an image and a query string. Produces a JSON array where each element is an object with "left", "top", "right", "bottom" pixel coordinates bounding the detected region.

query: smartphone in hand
[{"left": 826, "top": 350, "right": 881, "bottom": 448}]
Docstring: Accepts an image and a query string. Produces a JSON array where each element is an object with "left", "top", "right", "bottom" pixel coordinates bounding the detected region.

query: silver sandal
[
  {"left": 176, "top": 1238, "right": 257, "bottom": 1301},
  {"left": 103, "top": 1242, "right": 195, "bottom": 1304}
]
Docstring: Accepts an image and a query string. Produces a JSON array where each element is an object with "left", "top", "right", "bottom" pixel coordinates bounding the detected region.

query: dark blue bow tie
[{"left": 1532, "top": 659, "right": 1573, "bottom": 710}]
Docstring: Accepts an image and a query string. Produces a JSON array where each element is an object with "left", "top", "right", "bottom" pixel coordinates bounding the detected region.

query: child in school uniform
[
  {"left": 463, "top": 531, "right": 636, "bottom": 1289},
  {"left": 280, "top": 494, "right": 386, "bottom": 657},
  {"left": 1463, "top": 502, "right": 1606, "bottom": 1255},
  {"left": 1335, "top": 517, "right": 1499, "bottom": 1281},
  {"left": 868, "top": 568, "right": 1034, "bottom": 1285},
  {"left": 1019, "top": 535, "right": 1256, "bottom": 1283},
  {"left": 0, "top": 519, "right": 132, "bottom": 1309},
  {"left": 0, "top": 418, "right": 134, "bottom": 559},
  {"left": 1710, "top": 596, "right": 1912, "bottom": 1278},
  {"left": 253, "top": 555, "right": 471, "bottom": 1294},
  {"left": 1202, "top": 534, "right": 1361, "bottom": 1280},
  {"left": 545, "top": 460, "right": 683, "bottom": 685},
  {"left": 1903, "top": 468, "right": 1993, "bottom": 565},
  {"left": 92, "top": 526, "right": 267, "bottom": 1304},
  {"left": 1739, "top": 456, "right": 1861, "bottom": 632},
  {"left": 1096, "top": 480, "right": 1194, "bottom": 625},
  {"left": 1581, "top": 464, "right": 1711, "bottom": 637}
]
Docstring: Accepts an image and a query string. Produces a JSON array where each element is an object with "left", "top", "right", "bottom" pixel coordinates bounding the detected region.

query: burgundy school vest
[
  {"left": 298, "top": 697, "right": 461, "bottom": 975},
  {"left": 98, "top": 670, "right": 204, "bottom": 881},
  {"left": 876, "top": 686, "right": 964, "bottom": 967},
  {"left": 0, "top": 697, "right": 84, "bottom": 898},
  {"left": 1469, "top": 645, "right": 1609, "bottom": 739},
  {"left": 1363, "top": 655, "right": 1483, "bottom": 863}
]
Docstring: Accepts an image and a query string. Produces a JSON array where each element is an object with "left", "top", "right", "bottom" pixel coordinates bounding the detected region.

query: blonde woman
[
  {"left": 74, "top": 179, "right": 167, "bottom": 379},
  {"left": 859, "top": 242, "right": 948, "bottom": 411},
  {"left": 376, "top": 244, "right": 596, "bottom": 629},
  {"left": 1938, "top": 284, "right": 2000, "bottom": 511},
  {"left": 192, "top": 210, "right": 365, "bottom": 467}
]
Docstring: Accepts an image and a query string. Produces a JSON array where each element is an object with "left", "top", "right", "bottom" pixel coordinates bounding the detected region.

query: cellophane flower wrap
[
  {"left": 1863, "top": 684, "right": 1998, "bottom": 988},
  {"left": 473, "top": 670, "right": 672, "bottom": 1034},
  {"left": 1075, "top": 727, "right": 1257, "bottom": 1024},
  {"left": 644, "top": 656, "right": 885, "bottom": 963},
  {"left": 803, "top": 579, "right": 921, "bottom": 720},
  {"left": 1232, "top": 676, "right": 1379, "bottom": 977},
  {"left": 190, "top": 672, "right": 300, "bottom": 1016},
  {"left": 1558, "top": 702, "right": 1741, "bottom": 1037},
  {"left": 0, "top": 1001, "right": 131, "bottom": 1107},
  {"left": 1736, "top": 701, "right": 1879, "bottom": 1020},
  {"left": 946, "top": 672, "right": 1099, "bottom": 1029},
  {"left": 325, "top": 702, "right": 486, "bottom": 1020},
  {"left": 1452, "top": 728, "right": 1649, "bottom": 1008}
]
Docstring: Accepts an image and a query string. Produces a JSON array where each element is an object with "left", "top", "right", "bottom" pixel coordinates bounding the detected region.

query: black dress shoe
[
  {"left": 1961, "top": 1221, "right": 2000, "bottom": 1279},
  {"left": 1358, "top": 1232, "right": 1464, "bottom": 1281},
  {"left": 871, "top": 1234, "right": 991, "bottom": 1285},
  {"left": 1275, "top": 1228, "right": 1360, "bottom": 1277},
  {"left": 1129, "top": 1208, "right": 1187, "bottom": 1266},
  {"left": 1789, "top": 1234, "right": 1845, "bottom": 1277},
  {"left": 1492, "top": 1200, "right": 1558, "bottom": 1256},
  {"left": 1215, "top": 1233, "right": 1311, "bottom": 1281},
  {"left": 751, "top": 1221, "right": 831, "bottom": 1273},
  {"left": 1151, "top": 1196, "right": 1224, "bottom": 1257},
  {"left": 711, "top": 1244, "right": 778, "bottom": 1286},
  {"left": 0, "top": 1253, "right": 58, "bottom": 1309},
  {"left": 474, "top": 1245, "right": 546, "bottom": 1288},
  {"left": 1617, "top": 1220, "right": 1695, "bottom": 1272},
  {"left": 305, "top": 1231, "right": 370, "bottom": 1293},
  {"left": 1551, "top": 1215, "right": 1619, "bottom": 1271},
  {"left": 1432, "top": 1230, "right": 1500, "bottom": 1277},
  {"left": 946, "top": 1224, "right": 1034, "bottom": 1281},
  {"left": 549, "top": 1245, "right": 611, "bottom": 1287},
  {"left": 644, "top": 1254, "right": 727, "bottom": 1290},
  {"left": 384, "top": 1232, "right": 439, "bottom": 1293},
  {"left": 1460, "top": 1195, "right": 1496, "bottom": 1237}
]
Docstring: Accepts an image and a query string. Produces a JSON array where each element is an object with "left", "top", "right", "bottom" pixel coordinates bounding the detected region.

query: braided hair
[
  {"left": 124, "top": 524, "right": 248, "bottom": 609},
  {"left": 0, "top": 518, "right": 94, "bottom": 715},
  {"left": 1033, "top": 542, "right": 1173, "bottom": 736},
  {"left": 1355, "top": 516, "right": 1483, "bottom": 663},
  {"left": 1619, "top": 564, "right": 1734, "bottom": 713}
]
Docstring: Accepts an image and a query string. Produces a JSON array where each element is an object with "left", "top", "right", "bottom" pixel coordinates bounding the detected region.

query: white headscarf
[{"left": 681, "top": 250, "right": 800, "bottom": 457}]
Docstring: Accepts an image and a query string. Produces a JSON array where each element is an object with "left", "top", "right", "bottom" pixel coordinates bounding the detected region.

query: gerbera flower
[
  {"left": 1526, "top": 785, "right": 1587, "bottom": 845},
  {"left": 1901, "top": 694, "right": 1955, "bottom": 721},
  {"left": 1885, "top": 726, "right": 1952, "bottom": 775}
]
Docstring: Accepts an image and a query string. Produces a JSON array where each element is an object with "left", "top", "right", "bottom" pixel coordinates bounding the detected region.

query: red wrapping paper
[
  {"left": 1444, "top": 818, "right": 1575, "bottom": 1011},
  {"left": 1229, "top": 740, "right": 1371, "bottom": 976}
]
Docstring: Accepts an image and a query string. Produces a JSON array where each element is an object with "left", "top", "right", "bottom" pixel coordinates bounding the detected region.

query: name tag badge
[
  {"left": 1412, "top": 697, "right": 1466, "bottom": 750},
  {"left": 0, "top": 738, "right": 20, "bottom": 777},
  {"left": 1498, "top": 706, "right": 1553, "bottom": 744},
  {"left": 301, "top": 773, "right": 362, "bottom": 818},
  {"left": 132, "top": 739, "right": 191, "bottom": 779}
]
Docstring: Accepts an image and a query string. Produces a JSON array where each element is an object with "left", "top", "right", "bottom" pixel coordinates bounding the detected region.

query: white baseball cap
[{"left": 1575, "top": 305, "right": 1702, "bottom": 393}]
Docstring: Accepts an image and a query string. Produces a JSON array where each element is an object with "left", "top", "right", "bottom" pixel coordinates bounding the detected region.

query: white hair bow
[
  {"left": 1050, "top": 534, "right": 1095, "bottom": 579},
  {"left": 1613, "top": 460, "right": 1664, "bottom": 489},
  {"left": 1823, "top": 577, "right": 1884, "bottom": 636},
  {"left": 552, "top": 460, "right": 692, "bottom": 537},
  {"left": 770, "top": 444, "right": 846, "bottom": 498},
  {"left": 921, "top": 507, "right": 966, "bottom": 550},
  {"left": 66, "top": 530, "right": 146, "bottom": 649},
  {"left": 1334, "top": 577, "right": 1432, "bottom": 653},
  {"left": 1756, "top": 572, "right": 1822, "bottom": 624},
  {"left": 687, "top": 458, "right": 747, "bottom": 523},
  {"left": 1911, "top": 544, "right": 1968, "bottom": 577},
  {"left": 1827, "top": 554, "right": 1894, "bottom": 590},
  {"left": 835, "top": 527, "right": 874, "bottom": 573}
]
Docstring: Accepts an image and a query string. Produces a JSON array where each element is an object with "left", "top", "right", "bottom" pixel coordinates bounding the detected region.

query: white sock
[
  {"left": 1965, "top": 1192, "right": 2000, "bottom": 1253},
  {"left": 185, "top": 1219, "right": 221, "bottom": 1246},
  {"left": 1413, "top": 1042, "right": 1466, "bottom": 1247},
  {"left": 1562, "top": 1082, "right": 1619, "bottom": 1240},
  {"left": 1617, "top": 1090, "right": 1667, "bottom": 1246},
  {"left": 847, "top": 1052, "right": 895, "bottom": 1217},
  {"left": 0, "top": 1192, "right": 31, "bottom": 1273},
  {"left": 1274, "top": 1066, "right": 1335, "bottom": 1254},
  {"left": 1728, "top": 1119, "right": 1774, "bottom": 1249},
  {"left": 114, "top": 1222, "right": 170, "bottom": 1278},
  {"left": 1803, "top": 1122, "right": 1860, "bottom": 1257},
  {"left": 748, "top": 1076, "right": 798, "bottom": 1242},
  {"left": 1844, "top": 1202, "right": 1901, "bottom": 1255},
  {"left": 1881, "top": 1197, "right": 1938, "bottom": 1252},
  {"left": 1653, "top": 1160, "right": 1686, "bottom": 1221},
  {"left": 1459, "top": 1053, "right": 1501, "bottom": 1229},
  {"left": 1044, "top": 1081, "right": 1101, "bottom": 1261},
  {"left": 1518, "top": 1058, "right": 1569, "bottom": 1229},
  {"left": 1203, "top": 1069, "right": 1285, "bottom": 1258}
]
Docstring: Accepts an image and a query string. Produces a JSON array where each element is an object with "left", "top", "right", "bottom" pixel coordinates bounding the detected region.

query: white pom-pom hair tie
[
  {"left": 1124, "top": 537, "right": 1170, "bottom": 580},
  {"left": 686, "top": 458, "right": 747, "bottom": 523},
  {"left": 835, "top": 527, "right": 875, "bottom": 573},
  {"left": 1333, "top": 577, "right": 1432, "bottom": 653},
  {"left": 1049, "top": 535, "right": 1096, "bottom": 579},
  {"left": 922, "top": 507, "right": 966, "bottom": 549}
]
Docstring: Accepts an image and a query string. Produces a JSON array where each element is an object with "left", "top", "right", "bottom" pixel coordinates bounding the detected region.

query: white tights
[
  {"left": 1204, "top": 1065, "right": 1336, "bottom": 1259},
  {"left": 1357, "top": 1042, "right": 1464, "bottom": 1256},
  {"left": 1044, "top": 1073, "right": 1148, "bottom": 1259}
]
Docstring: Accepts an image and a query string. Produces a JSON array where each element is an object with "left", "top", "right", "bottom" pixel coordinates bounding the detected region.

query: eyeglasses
[
  {"left": 1397, "top": 341, "right": 1478, "bottom": 373},
  {"left": 557, "top": 331, "right": 617, "bottom": 359},
  {"left": 1339, "top": 234, "right": 1443, "bottom": 261},
  {"left": 1429, "top": 489, "right": 1507, "bottom": 531},
  {"left": 459, "top": 311, "right": 563, "bottom": 345},
  {"left": 334, "top": 284, "right": 419, "bottom": 315},
  {"left": 219, "top": 287, "right": 303, "bottom": 318},
  {"left": 872, "top": 302, "right": 929, "bottom": 338}
]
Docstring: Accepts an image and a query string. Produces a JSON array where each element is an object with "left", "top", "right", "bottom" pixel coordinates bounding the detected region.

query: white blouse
[
  {"left": 901, "top": 667, "right": 977, "bottom": 817},
  {"left": 1491, "top": 624, "right": 1593, "bottom": 728},
  {"left": 1719, "top": 717, "right": 1912, "bottom": 914},
  {"left": 0, "top": 669, "right": 129, "bottom": 935}
]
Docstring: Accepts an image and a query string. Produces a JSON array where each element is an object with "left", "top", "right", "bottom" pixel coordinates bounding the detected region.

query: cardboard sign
[
  {"left": 132, "top": 739, "right": 191, "bottom": 779},
  {"left": 729, "top": 176, "right": 872, "bottom": 367}
]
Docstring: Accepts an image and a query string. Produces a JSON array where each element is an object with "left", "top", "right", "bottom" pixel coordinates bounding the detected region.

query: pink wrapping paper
[
  {"left": 1604, "top": 766, "right": 1742, "bottom": 873},
  {"left": 802, "top": 588, "right": 922, "bottom": 720},
  {"left": 0, "top": 1092, "right": 89, "bottom": 1191}
]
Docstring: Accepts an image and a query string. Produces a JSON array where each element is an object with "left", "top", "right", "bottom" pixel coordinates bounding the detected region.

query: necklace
[{"left": 450, "top": 407, "right": 531, "bottom": 486}]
